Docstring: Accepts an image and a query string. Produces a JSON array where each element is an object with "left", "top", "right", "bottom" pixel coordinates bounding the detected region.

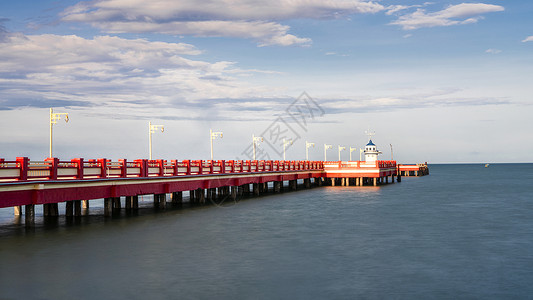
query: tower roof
[{"left": 366, "top": 139, "right": 375, "bottom": 146}]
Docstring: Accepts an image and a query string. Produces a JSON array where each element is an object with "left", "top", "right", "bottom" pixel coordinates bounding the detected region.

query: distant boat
[{"left": 485, "top": 164, "right": 490, "bottom": 168}]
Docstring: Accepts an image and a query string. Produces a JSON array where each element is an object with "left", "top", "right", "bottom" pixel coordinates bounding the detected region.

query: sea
[{"left": 1, "top": 164, "right": 532, "bottom": 299}]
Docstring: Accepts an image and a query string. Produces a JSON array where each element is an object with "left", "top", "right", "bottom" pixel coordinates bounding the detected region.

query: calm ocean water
[{"left": 1, "top": 164, "right": 533, "bottom": 299}]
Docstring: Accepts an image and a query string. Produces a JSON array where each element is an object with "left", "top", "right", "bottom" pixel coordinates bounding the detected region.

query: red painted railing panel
[{"left": 0, "top": 157, "right": 326, "bottom": 184}]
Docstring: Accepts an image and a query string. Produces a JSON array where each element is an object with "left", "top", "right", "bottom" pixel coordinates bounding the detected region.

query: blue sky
[{"left": 0, "top": 0, "right": 531, "bottom": 163}]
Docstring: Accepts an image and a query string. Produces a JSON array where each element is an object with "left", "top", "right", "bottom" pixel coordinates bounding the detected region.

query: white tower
[{"left": 364, "top": 139, "right": 382, "bottom": 163}]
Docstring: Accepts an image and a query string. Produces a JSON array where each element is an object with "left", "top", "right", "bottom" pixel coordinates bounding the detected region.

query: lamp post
[
  {"left": 283, "top": 138, "right": 293, "bottom": 160},
  {"left": 350, "top": 147, "right": 357, "bottom": 161},
  {"left": 305, "top": 141, "right": 315, "bottom": 161},
  {"left": 360, "top": 148, "right": 364, "bottom": 161},
  {"left": 49, "top": 108, "right": 69, "bottom": 158},
  {"left": 252, "top": 134, "right": 263, "bottom": 160},
  {"left": 324, "top": 144, "right": 332, "bottom": 161},
  {"left": 210, "top": 129, "right": 223, "bottom": 160},
  {"left": 149, "top": 121, "right": 164, "bottom": 160},
  {"left": 338, "top": 145, "right": 346, "bottom": 161},
  {"left": 390, "top": 144, "right": 393, "bottom": 161}
]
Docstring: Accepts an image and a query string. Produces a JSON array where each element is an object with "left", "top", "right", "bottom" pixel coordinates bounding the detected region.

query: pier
[
  {"left": 0, "top": 157, "right": 408, "bottom": 225},
  {"left": 397, "top": 163, "right": 429, "bottom": 176}
]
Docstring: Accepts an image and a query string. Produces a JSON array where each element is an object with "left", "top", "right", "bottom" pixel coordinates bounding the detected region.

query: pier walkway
[{"left": 0, "top": 157, "right": 399, "bottom": 225}]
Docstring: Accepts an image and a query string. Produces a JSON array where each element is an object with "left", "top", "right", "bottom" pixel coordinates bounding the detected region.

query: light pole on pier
[
  {"left": 283, "top": 138, "right": 293, "bottom": 160},
  {"left": 149, "top": 121, "right": 164, "bottom": 160},
  {"left": 390, "top": 144, "right": 393, "bottom": 161},
  {"left": 210, "top": 129, "right": 223, "bottom": 160},
  {"left": 306, "top": 141, "right": 315, "bottom": 161},
  {"left": 49, "top": 108, "right": 69, "bottom": 158},
  {"left": 338, "top": 145, "right": 346, "bottom": 161},
  {"left": 252, "top": 134, "right": 263, "bottom": 160},
  {"left": 324, "top": 144, "right": 332, "bottom": 161},
  {"left": 350, "top": 147, "right": 357, "bottom": 161},
  {"left": 360, "top": 148, "right": 364, "bottom": 161}
]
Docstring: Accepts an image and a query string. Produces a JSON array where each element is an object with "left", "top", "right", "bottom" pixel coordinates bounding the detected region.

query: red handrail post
[
  {"left": 197, "top": 160, "right": 203, "bottom": 175},
  {"left": 16, "top": 157, "right": 29, "bottom": 181},
  {"left": 216, "top": 160, "right": 221, "bottom": 174},
  {"left": 171, "top": 160, "right": 179, "bottom": 176},
  {"left": 133, "top": 159, "right": 147, "bottom": 177},
  {"left": 44, "top": 157, "right": 59, "bottom": 180},
  {"left": 183, "top": 160, "right": 191, "bottom": 175},
  {"left": 118, "top": 159, "right": 127, "bottom": 178},
  {"left": 98, "top": 158, "right": 108, "bottom": 178},
  {"left": 157, "top": 159, "right": 164, "bottom": 176},
  {"left": 71, "top": 158, "right": 84, "bottom": 179}
]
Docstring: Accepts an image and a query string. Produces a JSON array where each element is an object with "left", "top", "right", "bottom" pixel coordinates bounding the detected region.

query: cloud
[
  {"left": 385, "top": 3, "right": 432, "bottom": 16},
  {"left": 390, "top": 3, "right": 504, "bottom": 30},
  {"left": 318, "top": 88, "right": 510, "bottom": 115},
  {"left": 485, "top": 48, "right": 502, "bottom": 54},
  {"left": 522, "top": 36, "right": 533, "bottom": 42},
  {"left": 0, "top": 33, "right": 275, "bottom": 114},
  {"left": 60, "top": 0, "right": 384, "bottom": 46}
]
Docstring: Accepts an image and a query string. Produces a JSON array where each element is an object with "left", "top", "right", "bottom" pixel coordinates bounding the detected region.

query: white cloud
[
  {"left": 0, "top": 33, "right": 275, "bottom": 114},
  {"left": 385, "top": 3, "right": 431, "bottom": 16},
  {"left": 522, "top": 36, "right": 533, "bottom": 42},
  {"left": 390, "top": 3, "right": 504, "bottom": 30},
  {"left": 61, "top": 0, "right": 384, "bottom": 46},
  {"left": 485, "top": 48, "right": 502, "bottom": 54}
]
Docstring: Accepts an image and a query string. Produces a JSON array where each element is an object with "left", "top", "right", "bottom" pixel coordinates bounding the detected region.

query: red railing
[{"left": 0, "top": 157, "right": 325, "bottom": 183}]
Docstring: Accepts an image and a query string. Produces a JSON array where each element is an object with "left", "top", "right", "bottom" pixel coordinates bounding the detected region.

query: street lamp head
[{"left": 211, "top": 131, "right": 223, "bottom": 139}]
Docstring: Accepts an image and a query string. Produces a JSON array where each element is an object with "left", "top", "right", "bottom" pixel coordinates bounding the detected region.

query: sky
[{"left": 0, "top": 0, "right": 532, "bottom": 163}]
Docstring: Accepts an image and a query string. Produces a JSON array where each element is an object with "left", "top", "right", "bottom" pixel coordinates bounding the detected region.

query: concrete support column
[
  {"left": 331, "top": 178, "right": 336, "bottom": 186},
  {"left": 253, "top": 183, "right": 260, "bottom": 196},
  {"left": 113, "top": 197, "right": 122, "bottom": 210},
  {"left": 14, "top": 206, "right": 22, "bottom": 216},
  {"left": 258, "top": 183, "right": 264, "bottom": 193},
  {"left": 317, "top": 177, "right": 323, "bottom": 187},
  {"left": 304, "top": 178, "right": 311, "bottom": 188},
  {"left": 196, "top": 189, "right": 205, "bottom": 204},
  {"left": 25, "top": 204, "right": 35, "bottom": 226},
  {"left": 392, "top": 175, "right": 395, "bottom": 183},
  {"left": 161, "top": 194, "right": 168, "bottom": 208},
  {"left": 189, "top": 190, "right": 196, "bottom": 204},
  {"left": 82, "top": 200, "right": 89, "bottom": 209},
  {"left": 125, "top": 196, "right": 132, "bottom": 210},
  {"left": 51, "top": 203, "right": 59, "bottom": 216},
  {"left": 131, "top": 195, "right": 139, "bottom": 210},
  {"left": 230, "top": 186, "right": 237, "bottom": 200},
  {"left": 74, "top": 200, "right": 82, "bottom": 216},
  {"left": 290, "top": 180, "right": 297, "bottom": 190},
  {"left": 273, "top": 181, "right": 281, "bottom": 193},
  {"left": 64, "top": 201, "right": 73, "bottom": 217},
  {"left": 104, "top": 198, "right": 112, "bottom": 217},
  {"left": 373, "top": 178, "right": 377, "bottom": 186}
]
